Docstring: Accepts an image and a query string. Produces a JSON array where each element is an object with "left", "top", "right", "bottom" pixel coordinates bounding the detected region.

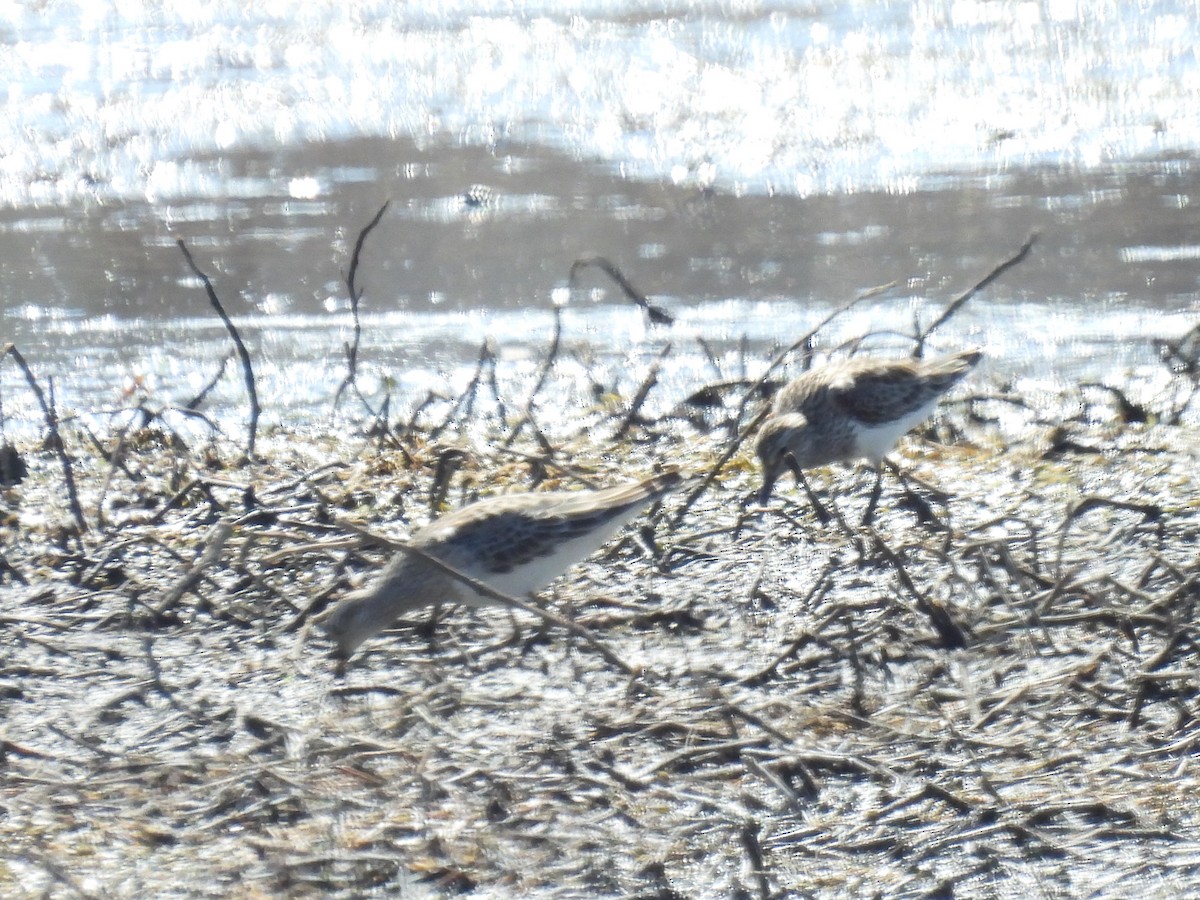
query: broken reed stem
[
  {"left": 95, "top": 411, "right": 140, "bottom": 530},
  {"left": 670, "top": 404, "right": 770, "bottom": 528},
  {"left": 1, "top": 343, "right": 88, "bottom": 534},
  {"left": 186, "top": 351, "right": 232, "bottom": 411},
  {"left": 612, "top": 342, "right": 672, "bottom": 442},
  {"left": 334, "top": 200, "right": 391, "bottom": 415},
  {"left": 505, "top": 306, "right": 563, "bottom": 450},
  {"left": 917, "top": 233, "right": 1038, "bottom": 352},
  {"left": 568, "top": 255, "right": 674, "bottom": 325},
  {"left": 337, "top": 517, "right": 640, "bottom": 677},
  {"left": 431, "top": 338, "right": 501, "bottom": 439},
  {"left": 870, "top": 531, "right": 969, "bottom": 650},
  {"left": 528, "top": 303, "right": 563, "bottom": 410},
  {"left": 176, "top": 239, "right": 260, "bottom": 460},
  {"left": 154, "top": 520, "right": 235, "bottom": 616}
]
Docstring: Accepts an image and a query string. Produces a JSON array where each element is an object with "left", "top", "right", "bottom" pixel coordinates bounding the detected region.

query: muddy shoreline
[{"left": 2, "top": 318, "right": 1200, "bottom": 896}]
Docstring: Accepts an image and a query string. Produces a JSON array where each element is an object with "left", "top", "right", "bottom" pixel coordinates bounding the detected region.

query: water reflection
[{"left": 1, "top": 137, "right": 1198, "bottom": 435}]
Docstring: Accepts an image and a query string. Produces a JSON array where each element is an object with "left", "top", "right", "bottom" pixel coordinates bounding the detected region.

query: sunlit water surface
[{"left": 2, "top": 2, "right": 1199, "bottom": 436}]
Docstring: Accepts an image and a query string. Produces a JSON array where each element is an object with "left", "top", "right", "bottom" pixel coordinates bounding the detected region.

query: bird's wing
[
  {"left": 828, "top": 360, "right": 942, "bottom": 426},
  {"left": 416, "top": 471, "right": 680, "bottom": 577}
]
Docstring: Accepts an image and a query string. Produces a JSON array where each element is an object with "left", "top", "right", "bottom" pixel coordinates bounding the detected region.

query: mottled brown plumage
[
  {"left": 756, "top": 349, "right": 981, "bottom": 509},
  {"left": 324, "top": 469, "right": 682, "bottom": 659}
]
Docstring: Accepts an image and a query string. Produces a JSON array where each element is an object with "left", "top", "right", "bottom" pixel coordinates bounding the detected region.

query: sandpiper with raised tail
[{"left": 755, "top": 349, "right": 982, "bottom": 522}]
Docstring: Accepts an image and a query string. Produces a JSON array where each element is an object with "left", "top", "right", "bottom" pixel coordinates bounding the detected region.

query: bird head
[
  {"left": 754, "top": 413, "right": 810, "bottom": 504},
  {"left": 322, "top": 590, "right": 381, "bottom": 661}
]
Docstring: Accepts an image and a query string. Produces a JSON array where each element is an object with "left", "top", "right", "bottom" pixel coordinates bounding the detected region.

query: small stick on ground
[
  {"left": 612, "top": 342, "right": 672, "bottom": 441},
  {"left": 871, "top": 531, "right": 969, "bottom": 650},
  {"left": 177, "top": 240, "right": 260, "bottom": 460},
  {"left": 154, "top": 520, "right": 235, "bottom": 617},
  {"left": 2, "top": 343, "right": 88, "bottom": 534}
]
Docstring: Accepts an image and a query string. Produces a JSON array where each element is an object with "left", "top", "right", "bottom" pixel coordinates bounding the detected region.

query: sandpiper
[
  {"left": 755, "top": 349, "right": 982, "bottom": 521},
  {"left": 324, "top": 469, "right": 682, "bottom": 659}
]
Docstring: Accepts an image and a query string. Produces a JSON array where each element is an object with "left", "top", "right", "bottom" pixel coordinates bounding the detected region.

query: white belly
[
  {"left": 448, "top": 512, "right": 641, "bottom": 606},
  {"left": 853, "top": 402, "right": 937, "bottom": 463}
]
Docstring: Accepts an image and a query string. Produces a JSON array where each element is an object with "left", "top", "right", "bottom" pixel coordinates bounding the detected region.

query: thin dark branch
[
  {"left": 1054, "top": 495, "right": 1163, "bottom": 579},
  {"left": 917, "top": 233, "right": 1037, "bottom": 352},
  {"left": 871, "top": 532, "right": 970, "bottom": 650},
  {"left": 505, "top": 306, "right": 563, "bottom": 450},
  {"left": 528, "top": 303, "right": 563, "bottom": 406},
  {"left": 186, "top": 350, "right": 232, "bottom": 411},
  {"left": 335, "top": 200, "right": 391, "bottom": 414},
  {"left": 431, "top": 338, "right": 502, "bottom": 439},
  {"left": 612, "top": 342, "right": 672, "bottom": 441},
  {"left": 1, "top": 344, "right": 88, "bottom": 533},
  {"left": 669, "top": 404, "right": 770, "bottom": 528},
  {"left": 348, "top": 200, "right": 391, "bottom": 306},
  {"left": 176, "top": 240, "right": 260, "bottom": 460},
  {"left": 568, "top": 255, "right": 674, "bottom": 325}
]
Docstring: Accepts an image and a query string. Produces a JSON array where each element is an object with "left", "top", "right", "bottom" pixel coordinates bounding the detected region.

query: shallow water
[{"left": 2, "top": 3, "right": 1200, "bottom": 435}]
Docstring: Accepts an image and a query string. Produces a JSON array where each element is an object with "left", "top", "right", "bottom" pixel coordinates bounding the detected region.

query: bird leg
[
  {"left": 861, "top": 465, "right": 884, "bottom": 526},
  {"left": 416, "top": 604, "right": 445, "bottom": 654},
  {"left": 882, "top": 458, "right": 950, "bottom": 527},
  {"left": 785, "top": 453, "right": 830, "bottom": 525},
  {"left": 787, "top": 454, "right": 864, "bottom": 552}
]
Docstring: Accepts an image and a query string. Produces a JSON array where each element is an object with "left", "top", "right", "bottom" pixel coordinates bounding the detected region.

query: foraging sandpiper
[
  {"left": 325, "top": 469, "right": 682, "bottom": 659},
  {"left": 755, "top": 349, "right": 982, "bottom": 520}
]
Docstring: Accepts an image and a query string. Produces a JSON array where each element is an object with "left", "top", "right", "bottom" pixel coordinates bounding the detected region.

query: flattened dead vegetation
[{"left": 3, "top": 238, "right": 1200, "bottom": 897}]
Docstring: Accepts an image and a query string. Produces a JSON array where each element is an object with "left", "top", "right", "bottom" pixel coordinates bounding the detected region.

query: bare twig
[
  {"left": 669, "top": 404, "right": 772, "bottom": 528},
  {"left": 431, "top": 338, "right": 503, "bottom": 438},
  {"left": 916, "top": 233, "right": 1037, "bottom": 352},
  {"left": 186, "top": 350, "right": 232, "bottom": 411},
  {"left": 177, "top": 240, "right": 260, "bottom": 459},
  {"left": 612, "top": 342, "right": 672, "bottom": 441},
  {"left": 568, "top": 255, "right": 674, "bottom": 325},
  {"left": 505, "top": 305, "right": 563, "bottom": 451},
  {"left": 1, "top": 343, "right": 88, "bottom": 533},
  {"left": 527, "top": 303, "right": 563, "bottom": 411},
  {"left": 871, "top": 532, "right": 969, "bottom": 650},
  {"left": 334, "top": 200, "right": 391, "bottom": 414},
  {"left": 153, "top": 520, "right": 235, "bottom": 616}
]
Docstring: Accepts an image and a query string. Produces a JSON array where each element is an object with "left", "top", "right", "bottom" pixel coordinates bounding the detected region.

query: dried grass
[{"left": 2, "top": 241, "right": 1198, "bottom": 898}]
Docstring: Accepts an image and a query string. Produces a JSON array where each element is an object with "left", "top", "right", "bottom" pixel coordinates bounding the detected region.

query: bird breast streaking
[
  {"left": 756, "top": 349, "right": 982, "bottom": 506},
  {"left": 324, "top": 469, "right": 682, "bottom": 659}
]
